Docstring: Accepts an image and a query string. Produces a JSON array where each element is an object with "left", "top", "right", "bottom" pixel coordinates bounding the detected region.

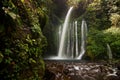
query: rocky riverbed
[{"left": 43, "top": 60, "right": 120, "bottom": 80}]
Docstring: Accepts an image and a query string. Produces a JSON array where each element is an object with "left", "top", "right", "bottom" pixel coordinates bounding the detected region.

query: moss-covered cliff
[{"left": 0, "top": 0, "right": 50, "bottom": 79}]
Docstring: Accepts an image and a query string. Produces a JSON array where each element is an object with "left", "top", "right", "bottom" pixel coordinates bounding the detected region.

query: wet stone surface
[{"left": 43, "top": 61, "right": 120, "bottom": 80}]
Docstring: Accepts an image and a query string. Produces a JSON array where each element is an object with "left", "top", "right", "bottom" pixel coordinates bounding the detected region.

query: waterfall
[
  {"left": 57, "top": 19, "right": 87, "bottom": 60},
  {"left": 66, "top": 24, "right": 70, "bottom": 57},
  {"left": 58, "top": 7, "right": 73, "bottom": 58},
  {"left": 107, "top": 44, "right": 113, "bottom": 60},
  {"left": 47, "top": 7, "right": 88, "bottom": 60},
  {"left": 71, "top": 22, "right": 74, "bottom": 59},
  {"left": 75, "top": 21, "right": 79, "bottom": 57},
  {"left": 77, "top": 20, "right": 87, "bottom": 59}
]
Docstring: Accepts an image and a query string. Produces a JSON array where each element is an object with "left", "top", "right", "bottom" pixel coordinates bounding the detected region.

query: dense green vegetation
[
  {"left": 0, "top": 0, "right": 120, "bottom": 79},
  {"left": 77, "top": 0, "right": 120, "bottom": 60},
  {"left": 0, "top": 0, "right": 50, "bottom": 79}
]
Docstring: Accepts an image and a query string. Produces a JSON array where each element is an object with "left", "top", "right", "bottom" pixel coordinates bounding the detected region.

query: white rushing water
[{"left": 58, "top": 7, "right": 73, "bottom": 58}]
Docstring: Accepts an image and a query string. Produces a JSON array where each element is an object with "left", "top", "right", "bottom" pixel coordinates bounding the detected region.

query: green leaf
[{"left": 29, "top": 58, "right": 36, "bottom": 63}]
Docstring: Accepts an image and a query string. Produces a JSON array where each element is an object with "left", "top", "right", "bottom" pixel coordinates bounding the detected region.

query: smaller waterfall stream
[
  {"left": 107, "top": 44, "right": 113, "bottom": 60},
  {"left": 77, "top": 20, "right": 87, "bottom": 59},
  {"left": 75, "top": 21, "right": 79, "bottom": 57}
]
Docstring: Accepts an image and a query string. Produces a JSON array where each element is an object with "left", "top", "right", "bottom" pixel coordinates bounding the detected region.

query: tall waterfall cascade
[
  {"left": 58, "top": 7, "right": 73, "bottom": 58},
  {"left": 47, "top": 7, "right": 88, "bottom": 60}
]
